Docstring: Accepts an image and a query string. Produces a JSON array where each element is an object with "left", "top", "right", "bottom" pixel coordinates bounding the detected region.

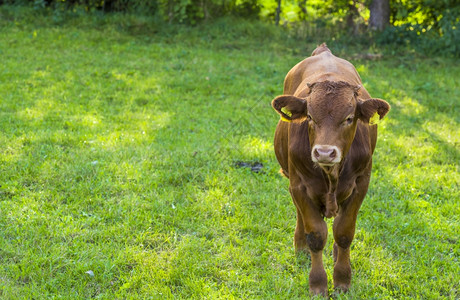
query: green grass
[{"left": 0, "top": 6, "right": 459, "bottom": 299}]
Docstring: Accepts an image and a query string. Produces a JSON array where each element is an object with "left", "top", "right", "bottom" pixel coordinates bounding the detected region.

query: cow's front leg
[
  {"left": 307, "top": 224, "right": 328, "bottom": 296},
  {"left": 332, "top": 209, "right": 356, "bottom": 292},
  {"left": 332, "top": 176, "right": 369, "bottom": 292},
  {"left": 290, "top": 185, "right": 328, "bottom": 296}
]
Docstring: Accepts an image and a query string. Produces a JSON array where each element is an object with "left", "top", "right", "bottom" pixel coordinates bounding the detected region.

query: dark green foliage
[
  {"left": 385, "top": 0, "right": 460, "bottom": 56},
  {"left": 390, "top": 0, "right": 459, "bottom": 27},
  {"left": 1, "top": 0, "right": 260, "bottom": 23},
  {"left": 156, "top": 0, "right": 260, "bottom": 24},
  {"left": 376, "top": 22, "right": 460, "bottom": 57},
  {"left": 1, "top": 0, "right": 158, "bottom": 13}
]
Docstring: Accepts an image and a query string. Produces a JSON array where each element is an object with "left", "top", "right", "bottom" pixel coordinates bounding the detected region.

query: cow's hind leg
[{"left": 294, "top": 209, "right": 308, "bottom": 254}]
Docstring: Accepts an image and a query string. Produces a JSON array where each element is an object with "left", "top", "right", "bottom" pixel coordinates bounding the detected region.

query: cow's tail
[{"left": 311, "top": 43, "right": 331, "bottom": 56}]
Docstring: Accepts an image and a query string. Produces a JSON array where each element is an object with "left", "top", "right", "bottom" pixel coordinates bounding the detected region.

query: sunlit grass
[{"left": 0, "top": 6, "right": 459, "bottom": 299}]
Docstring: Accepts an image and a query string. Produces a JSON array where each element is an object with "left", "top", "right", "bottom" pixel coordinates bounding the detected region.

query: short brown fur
[{"left": 271, "top": 44, "right": 390, "bottom": 296}]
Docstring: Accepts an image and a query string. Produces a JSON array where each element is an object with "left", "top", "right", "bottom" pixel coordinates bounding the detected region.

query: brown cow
[{"left": 271, "top": 43, "right": 390, "bottom": 296}]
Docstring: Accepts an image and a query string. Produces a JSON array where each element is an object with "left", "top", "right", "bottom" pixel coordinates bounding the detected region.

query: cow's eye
[
  {"left": 344, "top": 115, "right": 354, "bottom": 125},
  {"left": 307, "top": 114, "right": 312, "bottom": 122}
]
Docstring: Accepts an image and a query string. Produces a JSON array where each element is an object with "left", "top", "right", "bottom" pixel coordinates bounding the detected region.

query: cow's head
[{"left": 272, "top": 80, "right": 390, "bottom": 170}]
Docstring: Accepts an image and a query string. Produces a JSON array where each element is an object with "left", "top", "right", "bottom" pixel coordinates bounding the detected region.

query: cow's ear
[
  {"left": 357, "top": 98, "right": 390, "bottom": 124},
  {"left": 272, "top": 95, "right": 308, "bottom": 122}
]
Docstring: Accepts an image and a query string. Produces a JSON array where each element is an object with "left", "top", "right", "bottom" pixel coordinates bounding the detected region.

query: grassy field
[{"left": 0, "top": 6, "right": 459, "bottom": 299}]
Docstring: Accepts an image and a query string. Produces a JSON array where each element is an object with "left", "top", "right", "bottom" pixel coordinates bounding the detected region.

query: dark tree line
[
  {"left": 1, "top": 0, "right": 459, "bottom": 55},
  {"left": 1, "top": 0, "right": 457, "bottom": 29}
]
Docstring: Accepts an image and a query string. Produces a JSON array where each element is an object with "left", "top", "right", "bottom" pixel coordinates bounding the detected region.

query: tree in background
[
  {"left": 369, "top": 0, "right": 390, "bottom": 30},
  {"left": 275, "top": 0, "right": 281, "bottom": 25},
  {"left": 346, "top": 0, "right": 362, "bottom": 35}
]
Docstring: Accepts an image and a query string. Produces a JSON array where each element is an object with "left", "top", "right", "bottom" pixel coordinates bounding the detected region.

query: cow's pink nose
[
  {"left": 312, "top": 145, "right": 340, "bottom": 164},
  {"left": 314, "top": 147, "right": 336, "bottom": 159}
]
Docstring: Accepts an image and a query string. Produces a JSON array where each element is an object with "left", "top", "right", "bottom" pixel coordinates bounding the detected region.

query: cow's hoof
[
  {"left": 309, "top": 269, "right": 328, "bottom": 297},
  {"left": 334, "top": 284, "right": 349, "bottom": 293},
  {"left": 333, "top": 264, "right": 351, "bottom": 293},
  {"left": 310, "top": 286, "right": 328, "bottom": 297}
]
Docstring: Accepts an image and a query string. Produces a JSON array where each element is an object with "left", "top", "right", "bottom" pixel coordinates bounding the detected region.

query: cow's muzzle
[{"left": 311, "top": 145, "right": 341, "bottom": 166}]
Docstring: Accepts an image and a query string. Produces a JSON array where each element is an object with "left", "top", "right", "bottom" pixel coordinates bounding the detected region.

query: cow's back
[{"left": 283, "top": 47, "right": 368, "bottom": 99}]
